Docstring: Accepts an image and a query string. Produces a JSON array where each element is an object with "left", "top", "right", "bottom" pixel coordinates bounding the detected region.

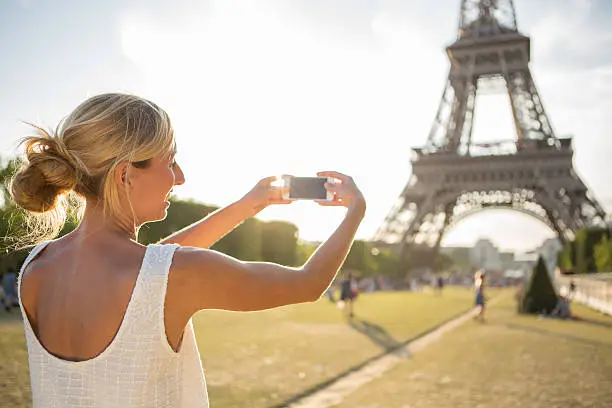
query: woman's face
[{"left": 127, "top": 152, "right": 185, "bottom": 225}]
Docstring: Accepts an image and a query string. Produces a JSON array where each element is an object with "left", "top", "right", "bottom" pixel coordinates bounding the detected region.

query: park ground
[
  {"left": 1, "top": 287, "right": 611, "bottom": 407},
  {"left": 334, "top": 293, "right": 612, "bottom": 408}
]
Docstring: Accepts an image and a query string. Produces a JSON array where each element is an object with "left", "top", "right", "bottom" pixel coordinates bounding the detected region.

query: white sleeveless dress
[{"left": 18, "top": 242, "right": 209, "bottom": 408}]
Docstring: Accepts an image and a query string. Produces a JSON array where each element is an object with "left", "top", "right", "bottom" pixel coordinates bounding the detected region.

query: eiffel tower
[{"left": 374, "top": 0, "right": 606, "bottom": 260}]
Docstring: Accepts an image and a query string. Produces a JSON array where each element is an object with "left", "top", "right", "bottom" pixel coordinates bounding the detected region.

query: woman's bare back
[{"left": 20, "top": 236, "right": 184, "bottom": 362}]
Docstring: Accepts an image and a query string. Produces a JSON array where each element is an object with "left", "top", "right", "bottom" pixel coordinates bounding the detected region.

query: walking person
[
  {"left": 339, "top": 272, "right": 358, "bottom": 318},
  {"left": 474, "top": 270, "right": 486, "bottom": 322},
  {"left": 10, "top": 93, "right": 366, "bottom": 408},
  {"left": 436, "top": 275, "right": 445, "bottom": 295}
]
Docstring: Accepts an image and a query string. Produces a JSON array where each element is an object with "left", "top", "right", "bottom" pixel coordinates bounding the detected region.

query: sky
[{"left": 1, "top": 0, "right": 611, "bottom": 252}]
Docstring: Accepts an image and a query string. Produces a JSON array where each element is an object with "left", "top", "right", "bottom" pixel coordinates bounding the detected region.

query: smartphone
[{"left": 281, "top": 176, "right": 334, "bottom": 201}]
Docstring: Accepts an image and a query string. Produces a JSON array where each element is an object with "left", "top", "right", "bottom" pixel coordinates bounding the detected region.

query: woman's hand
[
  {"left": 241, "top": 176, "right": 292, "bottom": 214},
  {"left": 316, "top": 171, "right": 366, "bottom": 216}
]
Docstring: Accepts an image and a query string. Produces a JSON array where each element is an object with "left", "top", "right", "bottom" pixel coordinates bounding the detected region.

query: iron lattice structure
[{"left": 374, "top": 0, "right": 605, "bottom": 257}]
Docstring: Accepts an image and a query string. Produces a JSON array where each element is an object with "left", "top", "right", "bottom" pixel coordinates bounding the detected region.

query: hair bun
[{"left": 10, "top": 133, "right": 78, "bottom": 213}]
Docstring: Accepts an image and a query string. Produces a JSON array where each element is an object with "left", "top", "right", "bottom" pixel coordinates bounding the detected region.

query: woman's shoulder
[
  {"left": 170, "top": 246, "right": 214, "bottom": 271},
  {"left": 169, "top": 246, "right": 248, "bottom": 283},
  {"left": 21, "top": 241, "right": 58, "bottom": 291}
]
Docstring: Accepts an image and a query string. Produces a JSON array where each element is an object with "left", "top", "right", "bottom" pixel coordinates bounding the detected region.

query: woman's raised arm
[{"left": 166, "top": 171, "right": 366, "bottom": 315}]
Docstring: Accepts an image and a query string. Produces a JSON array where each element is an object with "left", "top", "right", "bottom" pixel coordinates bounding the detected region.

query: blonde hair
[
  {"left": 474, "top": 270, "right": 485, "bottom": 287},
  {"left": 9, "top": 93, "right": 175, "bottom": 246}
]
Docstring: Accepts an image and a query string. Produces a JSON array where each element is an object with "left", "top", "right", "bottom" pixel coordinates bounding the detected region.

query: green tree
[
  {"left": 1, "top": 157, "right": 26, "bottom": 257},
  {"left": 519, "top": 256, "right": 558, "bottom": 314},
  {"left": 0, "top": 204, "right": 29, "bottom": 271},
  {"left": 213, "top": 218, "right": 263, "bottom": 261},
  {"left": 404, "top": 246, "right": 437, "bottom": 271},
  {"left": 594, "top": 235, "right": 612, "bottom": 273},
  {"left": 260, "top": 221, "right": 298, "bottom": 265},
  {"left": 574, "top": 227, "right": 609, "bottom": 273},
  {"left": 0, "top": 157, "right": 23, "bottom": 207},
  {"left": 443, "top": 247, "right": 472, "bottom": 272},
  {"left": 557, "top": 241, "right": 574, "bottom": 271},
  {"left": 296, "top": 241, "right": 318, "bottom": 265},
  {"left": 343, "top": 240, "right": 378, "bottom": 276},
  {"left": 138, "top": 198, "right": 266, "bottom": 260},
  {"left": 434, "top": 252, "right": 453, "bottom": 272},
  {"left": 138, "top": 199, "right": 218, "bottom": 245},
  {"left": 371, "top": 247, "right": 405, "bottom": 279}
]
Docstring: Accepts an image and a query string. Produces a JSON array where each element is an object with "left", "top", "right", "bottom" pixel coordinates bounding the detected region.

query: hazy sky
[{"left": 1, "top": 0, "right": 611, "bottom": 252}]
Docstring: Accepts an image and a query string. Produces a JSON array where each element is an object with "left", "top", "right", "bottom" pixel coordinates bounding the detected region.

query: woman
[
  {"left": 474, "top": 270, "right": 486, "bottom": 322},
  {"left": 10, "top": 93, "right": 366, "bottom": 407}
]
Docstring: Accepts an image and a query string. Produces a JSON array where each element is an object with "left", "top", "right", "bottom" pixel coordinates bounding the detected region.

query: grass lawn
[
  {"left": 335, "top": 293, "right": 612, "bottom": 408},
  {"left": 0, "top": 287, "right": 474, "bottom": 408},
  {"left": 0, "top": 313, "right": 31, "bottom": 407}
]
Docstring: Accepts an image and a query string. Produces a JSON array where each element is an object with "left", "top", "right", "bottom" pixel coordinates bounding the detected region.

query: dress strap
[
  {"left": 17, "top": 241, "right": 52, "bottom": 307},
  {"left": 119, "top": 243, "right": 180, "bottom": 348}
]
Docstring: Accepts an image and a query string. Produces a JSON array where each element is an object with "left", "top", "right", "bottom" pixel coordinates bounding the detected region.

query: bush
[{"left": 518, "top": 256, "right": 558, "bottom": 314}]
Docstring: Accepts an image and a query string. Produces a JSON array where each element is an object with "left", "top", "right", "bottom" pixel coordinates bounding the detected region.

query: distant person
[
  {"left": 436, "top": 276, "right": 445, "bottom": 295},
  {"left": 10, "top": 93, "right": 366, "bottom": 408},
  {"left": 568, "top": 280, "right": 576, "bottom": 299},
  {"left": 2, "top": 268, "right": 17, "bottom": 312},
  {"left": 550, "top": 296, "right": 572, "bottom": 319},
  {"left": 339, "top": 272, "right": 358, "bottom": 318},
  {"left": 411, "top": 277, "right": 421, "bottom": 291},
  {"left": 548, "top": 287, "right": 573, "bottom": 320},
  {"left": 326, "top": 286, "right": 336, "bottom": 303},
  {"left": 474, "top": 271, "right": 486, "bottom": 322}
]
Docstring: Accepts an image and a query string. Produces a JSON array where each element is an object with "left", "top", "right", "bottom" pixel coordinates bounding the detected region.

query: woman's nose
[{"left": 174, "top": 164, "right": 186, "bottom": 185}]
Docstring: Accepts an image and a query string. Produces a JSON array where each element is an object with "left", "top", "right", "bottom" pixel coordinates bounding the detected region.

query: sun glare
[
  {"left": 116, "top": 2, "right": 556, "bottom": 249},
  {"left": 117, "top": 4, "right": 457, "bottom": 242},
  {"left": 271, "top": 176, "right": 284, "bottom": 187}
]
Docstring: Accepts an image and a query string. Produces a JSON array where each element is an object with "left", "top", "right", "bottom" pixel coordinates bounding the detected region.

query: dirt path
[{"left": 288, "top": 297, "right": 500, "bottom": 408}]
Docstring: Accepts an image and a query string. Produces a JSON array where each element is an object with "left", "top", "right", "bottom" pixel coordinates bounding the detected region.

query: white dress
[{"left": 18, "top": 242, "right": 209, "bottom": 408}]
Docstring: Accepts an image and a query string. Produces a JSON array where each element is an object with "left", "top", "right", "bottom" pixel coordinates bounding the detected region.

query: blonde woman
[{"left": 10, "top": 93, "right": 366, "bottom": 408}]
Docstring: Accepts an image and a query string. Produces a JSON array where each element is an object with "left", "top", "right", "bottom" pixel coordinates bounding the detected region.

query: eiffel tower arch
[{"left": 374, "top": 0, "right": 606, "bottom": 261}]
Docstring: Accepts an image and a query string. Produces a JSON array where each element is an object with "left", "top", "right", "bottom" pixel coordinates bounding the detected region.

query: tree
[
  {"left": 260, "top": 221, "right": 298, "bottom": 265},
  {"left": 557, "top": 241, "right": 574, "bottom": 271},
  {"left": 371, "top": 247, "right": 405, "bottom": 279},
  {"left": 403, "top": 246, "right": 438, "bottom": 272},
  {"left": 443, "top": 247, "right": 472, "bottom": 272},
  {"left": 138, "top": 199, "right": 218, "bottom": 245},
  {"left": 296, "top": 241, "right": 318, "bottom": 265},
  {"left": 0, "top": 157, "right": 23, "bottom": 207},
  {"left": 0, "top": 204, "right": 29, "bottom": 271},
  {"left": 434, "top": 252, "right": 453, "bottom": 272},
  {"left": 518, "top": 256, "right": 558, "bottom": 314},
  {"left": 343, "top": 240, "right": 378, "bottom": 276},
  {"left": 213, "top": 218, "right": 263, "bottom": 261},
  {"left": 574, "top": 227, "right": 609, "bottom": 273},
  {"left": 594, "top": 235, "right": 612, "bottom": 273},
  {"left": 1, "top": 157, "right": 27, "bottom": 259}
]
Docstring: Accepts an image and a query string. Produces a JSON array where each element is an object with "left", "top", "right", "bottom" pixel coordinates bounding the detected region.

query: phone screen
[{"left": 289, "top": 177, "right": 328, "bottom": 200}]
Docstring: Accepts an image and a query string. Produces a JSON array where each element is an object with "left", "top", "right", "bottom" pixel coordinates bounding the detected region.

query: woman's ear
[{"left": 114, "top": 162, "right": 130, "bottom": 189}]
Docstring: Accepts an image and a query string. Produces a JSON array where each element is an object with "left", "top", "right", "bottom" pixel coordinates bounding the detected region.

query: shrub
[{"left": 519, "top": 257, "right": 558, "bottom": 314}]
